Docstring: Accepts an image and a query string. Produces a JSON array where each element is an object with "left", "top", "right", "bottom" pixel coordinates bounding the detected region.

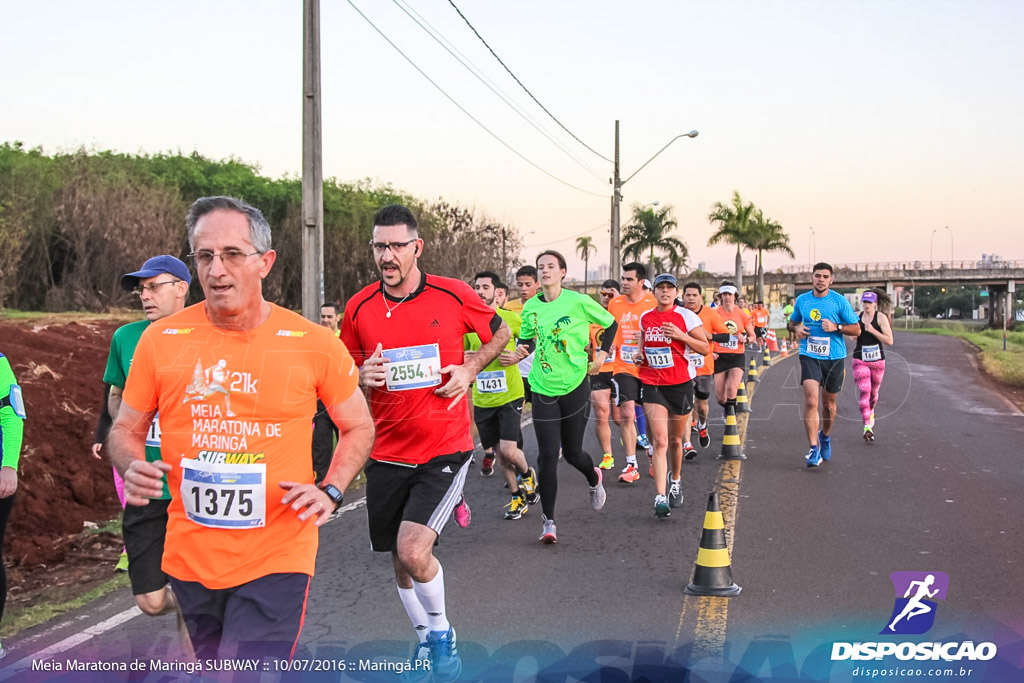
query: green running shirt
[{"left": 465, "top": 307, "right": 524, "bottom": 408}]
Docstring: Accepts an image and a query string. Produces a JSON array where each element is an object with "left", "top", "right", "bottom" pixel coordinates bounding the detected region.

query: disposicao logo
[
  {"left": 831, "top": 571, "right": 997, "bottom": 662},
  {"left": 882, "top": 571, "right": 948, "bottom": 635}
]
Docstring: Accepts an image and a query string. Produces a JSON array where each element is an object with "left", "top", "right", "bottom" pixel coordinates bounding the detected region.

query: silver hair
[{"left": 185, "top": 196, "right": 272, "bottom": 253}]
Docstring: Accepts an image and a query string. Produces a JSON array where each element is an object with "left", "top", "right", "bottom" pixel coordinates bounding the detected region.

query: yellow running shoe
[
  {"left": 115, "top": 550, "right": 129, "bottom": 573},
  {"left": 599, "top": 453, "right": 614, "bottom": 470}
]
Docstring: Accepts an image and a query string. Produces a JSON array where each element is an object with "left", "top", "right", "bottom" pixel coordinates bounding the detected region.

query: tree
[
  {"left": 707, "top": 190, "right": 757, "bottom": 290},
  {"left": 575, "top": 235, "right": 597, "bottom": 294},
  {"left": 621, "top": 203, "right": 687, "bottom": 279},
  {"left": 748, "top": 209, "right": 795, "bottom": 301}
]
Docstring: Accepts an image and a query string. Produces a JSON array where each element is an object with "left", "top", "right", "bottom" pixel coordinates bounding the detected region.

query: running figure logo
[
  {"left": 881, "top": 571, "right": 949, "bottom": 635},
  {"left": 183, "top": 359, "right": 236, "bottom": 417}
]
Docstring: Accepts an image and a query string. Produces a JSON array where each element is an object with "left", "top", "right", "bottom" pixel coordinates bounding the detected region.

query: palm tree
[
  {"left": 621, "top": 203, "right": 687, "bottom": 278},
  {"left": 707, "top": 190, "right": 757, "bottom": 290},
  {"left": 748, "top": 209, "right": 795, "bottom": 300},
  {"left": 575, "top": 235, "right": 597, "bottom": 294}
]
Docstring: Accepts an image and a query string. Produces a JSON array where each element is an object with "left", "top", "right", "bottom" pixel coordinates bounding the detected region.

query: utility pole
[
  {"left": 501, "top": 226, "right": 507, "bottom": 282},
  {"left": 610, "top": 120, "right": 621, "bottom": 280},
  {"left": 301, "top": 0, "right": 324, "bottom": 322}
]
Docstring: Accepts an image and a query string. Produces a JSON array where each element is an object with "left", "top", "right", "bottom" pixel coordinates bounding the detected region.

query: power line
[
  {"left": 446, "top": 0, "right": 613, "bottom": 164},
  {"left": 346, "top": 0, "right": 607, "bottom": 198},
  {"left": 393, "top": 0, "right": 606, "bottom": 184},
  {"left": 525, "top": 220, "right": 609, "bottom": 249}
]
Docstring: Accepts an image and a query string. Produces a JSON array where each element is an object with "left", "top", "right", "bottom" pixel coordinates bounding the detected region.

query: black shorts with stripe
[
  {"left": 474, "top": 399, "right": 524, "bottom": 450},
  {"left": 365, "top": 450, "right": 472, "bottom": 552},
  {"left": 641, "top": 381, "right": 695, "bottom": 417}
]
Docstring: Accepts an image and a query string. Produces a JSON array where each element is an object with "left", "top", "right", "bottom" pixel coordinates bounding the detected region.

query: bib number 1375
[{"left": 180, "top": 458, "right": 266, "bottom": 529}]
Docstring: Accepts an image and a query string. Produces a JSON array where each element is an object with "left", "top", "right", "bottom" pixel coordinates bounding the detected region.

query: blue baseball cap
[
  {"left": 120, "top": 255, "right": 192, "bottom": 291},
  {"left": 653, "top": 273, "right": 677, "bottom": 288}
]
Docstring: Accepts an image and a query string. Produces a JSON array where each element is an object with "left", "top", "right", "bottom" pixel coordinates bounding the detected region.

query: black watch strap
[{"left": 320, "top": 484, "right": 344, "bottom": 511}]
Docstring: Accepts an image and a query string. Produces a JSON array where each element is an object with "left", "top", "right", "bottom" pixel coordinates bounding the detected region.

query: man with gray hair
[{"left": 109, "top": 196, "right": 374, "bottom": 662}]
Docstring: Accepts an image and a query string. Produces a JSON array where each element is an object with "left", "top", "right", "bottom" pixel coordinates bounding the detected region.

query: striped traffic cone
[
  {"left": 779, "top": 340, "right": 789, "bottom": 358},
  {"left": 747, "top": 357, "right": 759, "bottom": 384},
  {"left": 762, "top": 345, "right": 772, "bottom": 367},
  {"left": 735, "top": 381, "right": 751, "bottom": 414},
  {"left": 717, "top": 403, "right": 746, "bottom": 460},
  {"left": 684, "top": 492, "right": 742, "bottom": 597}
]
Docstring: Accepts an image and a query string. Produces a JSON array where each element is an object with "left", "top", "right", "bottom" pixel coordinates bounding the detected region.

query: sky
[{"left": 2, "top": 0, "right": 1022, "bottom": 280}]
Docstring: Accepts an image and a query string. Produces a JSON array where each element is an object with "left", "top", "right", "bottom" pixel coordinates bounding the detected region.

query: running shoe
[
  {"left": 399, "top": 642, "right": 432, "bottom": 683},
  {"left": 453, "top": 497, "right": 471, "bottom": 528},
  {"left": 480, "top": 452, "right": 495, "bottom": 477},
  {"left": 599, "top": 453, "right": 615, "bottom": 470},
  {"left": 868, "top": 411, "right": 876, "bottom": 430},
  {"left": 683, "top": 443, "right": 698, "bottom": 461},
  {"left": 805, "top": 446, "right": 822, "bottom": 468},
  {"left": 637, "top": 433, "right": 653, "bottom": 454},
  {"left": 698, "top": 426, "right": 711, "bottom": 449},
  {"left": 540, "top": 515, "right": 558, "bottom": 544},
  {"left": 669, "top": 481, "right": 683, "bottom": 508},
  {"left": 618, "top": 464, "right": 640, "bottom": 484},
  {"left": 519, "top": 466, "right": 540, "bottom": 505},
  {"left": 818, "top": 431, "right": 832, "bottom": 461},
  {"left": 426, "top": 627, "right": 462, "bottom": 683},
  {"left": 863, "top": 426, "right": 875, "bottom": 443},
  {"left": 504, "top": 495, "right": 528, "bottom": 520},
  {"left": 115, "top": 550, "right": 129, "bottom": 573},
  {"left": 589, "top": 467, "right": 607, "bottom": 510},
  {"left": 691, "top": 422, "right": 698, "bottom": 437},
  {"left": 0, "top": 641, "right": 5, "bottom": 662},
  {"left": 654, "top": 495, "right": 671, "bottom": 518}
]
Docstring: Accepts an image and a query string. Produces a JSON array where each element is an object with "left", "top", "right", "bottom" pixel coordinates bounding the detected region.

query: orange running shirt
[
  {"left": 589, "top": 323, "right": 616, "bottom": 367},
  {"left": 607, "top": 292, "right": 657, "bottom": 376},
  {"left": 752, "top": 308, "right": 770, "bottom": 328},
  {"left": 692, "top": 305, "right": 730, "bottom": 376},
  {"left": 123, "top": 303, "right": 359, "bottom": 589},
  {"left": 714, "top": 306, "right": 753, "bottom": 355}
]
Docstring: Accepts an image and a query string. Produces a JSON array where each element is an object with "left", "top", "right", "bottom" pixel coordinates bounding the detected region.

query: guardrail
[{"left": 778, "top": 260, "right": 1024, "bottom": 274}]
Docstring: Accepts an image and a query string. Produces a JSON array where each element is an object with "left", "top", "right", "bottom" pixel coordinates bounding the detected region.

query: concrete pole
[
  {"left": 302, "top": 0, "right": 325, "bottom": 322},
  {"left": 610, "top": 120, "right": 621, "bottom": 281}
]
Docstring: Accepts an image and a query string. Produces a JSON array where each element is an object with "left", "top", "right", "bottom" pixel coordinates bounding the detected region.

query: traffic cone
[
  {"left": 717, "top": 403, "right": 746, "bottom": 460},
  {"left": 747, "top": 357, "right": 759, "bottom": 384},
  {"left": 779, "top": 340, "right": 788, "bottom": 358},
  {"left": 735, "top": 381, "right": 751, "bottom": 414},
  {"left": 762, "top": 346, "right": 772, "bottom": 367},
  {"left": 684, "top": 492, "right": 742, "bottom": 597}
]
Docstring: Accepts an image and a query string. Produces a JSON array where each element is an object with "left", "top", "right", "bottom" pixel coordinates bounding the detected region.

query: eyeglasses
[
  {"left": 188, "top": 250, "right": 262, "bottom": 268},
  {"left": 368, "top": 239, "right": 417, "bottom": 254},
  {"left": 132, "top": 280, "right": 182, "bottom": 296}
]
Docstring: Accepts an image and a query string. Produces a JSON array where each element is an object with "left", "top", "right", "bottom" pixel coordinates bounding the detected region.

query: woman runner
[
  {"left": 516, "top": 251, "right": 617, "bottom": 544},
  {"left": 634, "top": 275, "right": 709, "bottom": 517},
  {"left": 852, "top": 290, "right": 894, "bottom": 441}
]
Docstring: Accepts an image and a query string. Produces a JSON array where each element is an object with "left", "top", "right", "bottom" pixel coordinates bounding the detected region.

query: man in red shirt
[{"left": 341, "top": 204, "right": 510, "bottom": 682}]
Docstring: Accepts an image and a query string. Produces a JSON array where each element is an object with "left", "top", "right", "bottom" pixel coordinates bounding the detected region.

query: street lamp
[
  {"left": 930, "top": 228, "right": 937, "bottom": 268},
  {"left": 945, "top": 225, "right": 954, "bottom": 264},
  {"left": 808, "top": 227, "right": 816, "bottom": 268},
  {"left": 609, "top": 123, "right": 697, "bottom": 278}
]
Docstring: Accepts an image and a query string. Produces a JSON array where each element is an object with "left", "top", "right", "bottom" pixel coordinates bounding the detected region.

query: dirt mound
[{"left": 2, "top": 319, "right": 127, "bottom": 568}]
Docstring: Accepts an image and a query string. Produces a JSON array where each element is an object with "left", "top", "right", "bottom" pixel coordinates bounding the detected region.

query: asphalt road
[{"left": 3, "top": 332, "right": 1023, "bottom": 681}]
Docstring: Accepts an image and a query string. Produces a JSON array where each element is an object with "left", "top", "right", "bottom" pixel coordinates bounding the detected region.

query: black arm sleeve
[
  {"left": 599, "top": 321, "right": 618, "bottom": 353},
  {"left": 516, "top": 338, "right": 536, "bottom": 354},
  {"left": 489, "top": 312, "right": 502, "bottom": 334},
  {"left": 94, "top": 383, "right": 113, "bottom": 445},
  {"left": 710, "top": 332, "right": 732, "bottom": 343}
]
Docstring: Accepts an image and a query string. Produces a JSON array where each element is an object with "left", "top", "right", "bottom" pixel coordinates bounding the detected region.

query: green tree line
[{"left": 0, "top": 142, "right": 523, "bottom": 312}]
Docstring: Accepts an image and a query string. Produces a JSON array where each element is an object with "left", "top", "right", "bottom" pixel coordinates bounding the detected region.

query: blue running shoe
[
  {"left": 805, "top": 446, "right": 822, "bottom": 467},
  {"left": 427, "top": 627, "right": 462, "bottom": 683},
  {"left": 399, "top": 642, "right": 432, "bottom": 683},
  {"left": 818, "top": 431, "right": 832, "bottom": 461}
]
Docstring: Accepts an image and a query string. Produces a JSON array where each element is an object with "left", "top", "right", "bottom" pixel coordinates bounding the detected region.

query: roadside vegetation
[{"left": 906, "top": 326, "right": 1024, "bottom": 387}]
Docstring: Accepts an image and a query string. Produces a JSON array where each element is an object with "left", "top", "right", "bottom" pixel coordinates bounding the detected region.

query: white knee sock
[
  {"left": 412, "top": 563, "right": 450, "bottom": 634},
  {"left": 397, "top": 585, "right": 430, "bottom": 643}
]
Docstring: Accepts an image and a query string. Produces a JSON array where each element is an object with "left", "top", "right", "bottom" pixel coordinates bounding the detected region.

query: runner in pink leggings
[{"left": 851, "top": 290, "right": 894, "bottom": 442}]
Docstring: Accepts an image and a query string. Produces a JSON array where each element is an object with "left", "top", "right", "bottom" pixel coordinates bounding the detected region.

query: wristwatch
[{"left": 319, "top": 484, "right": 344, "bottom": 512}]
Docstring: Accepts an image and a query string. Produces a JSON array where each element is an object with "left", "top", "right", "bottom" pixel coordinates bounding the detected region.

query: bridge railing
[{"left": 777, "top": 260, "right": 1024, "bottom": 275}]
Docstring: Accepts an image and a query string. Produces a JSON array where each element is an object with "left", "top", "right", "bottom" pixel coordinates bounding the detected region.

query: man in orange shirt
[
  {"left": 751, "top": 300, "right": 770, "bottom": 346},
  {"left": 681, "top": 282, "right": 732, "bottom": 455},
  {"left": 109, "top": 196, "right": 374, "bottom": 662},
  {"left": 605, "top": 263, "right": 656, "bottom": 482}
]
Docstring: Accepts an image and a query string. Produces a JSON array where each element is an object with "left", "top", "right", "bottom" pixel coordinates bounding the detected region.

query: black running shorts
[
  {"left": 611, "top": 373, "right": 642, "bottom": 405},
  {"left": 590, "top": 371, "right": 613, "bottom": 392},
  {"left": 642, "top": 381, "right": 695, "bottom": 417},
  {"left": 714, "top": 352, "right": 746, "bottom": 374},
  {"left": 693, "top": 375, "right": 714, "bottom": 401},
  {"left": 800, "top": 355, "right": 846, "bottom": 394},
  {"left": 365, "top": 450, "right": 472, "bottom": 552},
  {"left": 474, "top": 399, "right": 524, "bottom": 450},
  {"left": 122, "top": 498, "right": 171, "bottom": 596}
]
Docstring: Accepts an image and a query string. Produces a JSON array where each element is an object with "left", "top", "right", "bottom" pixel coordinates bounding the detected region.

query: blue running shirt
[{"left": 790, "top": 290, "right": 858, "bottom": 360}]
